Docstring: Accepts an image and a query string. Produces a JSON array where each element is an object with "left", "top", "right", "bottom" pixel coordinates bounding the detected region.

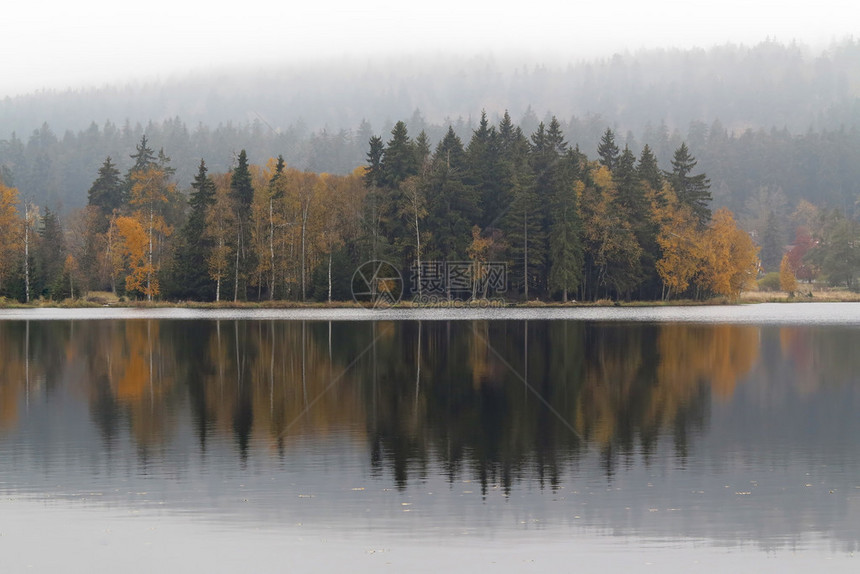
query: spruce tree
[
  {"left": 230, "top": 149, "right": 255, "bottom": 300},
  {"left": 425, "top": 127, "right": 479, "bottom": 263},
  {"left": 170, "top": 160, "right": 217, "bottom": 300},
  {"left": 87, "top": 156, "right": 123, "bottom": 231},
  {"left": 36, "top": 206, "right": 66, "bottom": 298},
  {"left": 636, "top": 144, "right": 662, "bottom": 191},
  {"left": 597, "top": 128, "right": 620, "bottom": 171},
  {"left": 666, "top": 142, "right": 712, "bottom": 225}
]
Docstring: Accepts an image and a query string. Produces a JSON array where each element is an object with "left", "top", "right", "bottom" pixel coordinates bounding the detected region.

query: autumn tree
[
  {"left": 204, "top": 173, "right": 235, "bottom": 302},
  {"left": 654, "top": 185, "right": 704, "bottom": 300},
  {"left": 127, "top": 165, "right": 176, "bottom": 300},
  {"left": 700, "top": 208, "right": 760, "bottom": 299},
  {"left": 779, "top": 253, "right": 798, "bottom": 297},
  {"left": 114, "top": 215, "right": 153, "bottom": 297},
  {"left": 0, "top": 179, "right": 21, "bottom": 296},
  {"left": 581, "top": 165, "right": 642, "bottom": 299}
]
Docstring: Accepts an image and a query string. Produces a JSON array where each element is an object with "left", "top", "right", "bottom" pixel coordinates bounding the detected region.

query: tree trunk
[
  {"left": 328, "top": 251, "right": 332, "bottom": 303},
  {"left": 269, "top": 197, "right": 275, "bottom": 300},
  {"left": 523, "top": 215, "right": 529, "bottom": 301},
  {"left": 234, "top": 224, "right": 241, "bottom": 302},
  {"left": 147, "top": 204, "right": 153, "bottom": 301},
  {"left": 24, "top": 203, "right": 30, "bottom": 303}
]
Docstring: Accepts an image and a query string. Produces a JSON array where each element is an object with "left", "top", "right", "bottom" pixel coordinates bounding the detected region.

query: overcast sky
[{"left": 2, "top": 0, "right": 855, "bottom": 97}]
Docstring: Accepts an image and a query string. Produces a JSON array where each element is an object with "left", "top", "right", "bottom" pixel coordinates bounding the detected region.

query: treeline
[
  {"left": 2, "top": 112, "right": 860, "bottom": 230},
  {"left": 2, "top": 114, "right": 762, "bottom": 303}
]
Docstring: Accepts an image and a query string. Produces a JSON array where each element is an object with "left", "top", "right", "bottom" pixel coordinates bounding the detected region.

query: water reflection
[
  {"left": 1, "top": 318, "right": 859, "bottom": 551},
  {"left": 0, "top": 320, "right": 763, "bottom": 477}
]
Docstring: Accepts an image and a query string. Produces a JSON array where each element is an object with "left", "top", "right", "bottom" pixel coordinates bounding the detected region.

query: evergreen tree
[
  {"left": 169, "top": 160, "right": 217, "bottom": 300},
  {"left": 229, "top": 150, "right": 255, "bottom": 300},
  {"left": 466, "top": 111, "right": 503, "bottom": 227},
  {"left": 636, "top": 144, "right": 662, "bottom": 191},
  {"left": 759, "top": 210, "right": 782, "bottom": 271},
  {"left": 36, "top": 207, "right": 66, "bottom": 298},
  {"left": 380, "top": 121, "right": 418, "bottom": 189},
  {"left": 505, "top": 171, "right": 544, "bottom": 300},
  {"left": 597, "top": 128, "right": 620, "bottom": 171},
  {"left": 364, "top": 135, "right": 385, "bottom": 188},
  {"left": 87, "top": 156, "right": 123, "bottom": 228},
  {"left": 425, "top": 127, "right": 479, "bottom": 264},
  {"left": 548, "top": 151, "right": 584, "bottom": 302},
  {"left": 666, "top": 142, "right": 712, "bottom": 225}
]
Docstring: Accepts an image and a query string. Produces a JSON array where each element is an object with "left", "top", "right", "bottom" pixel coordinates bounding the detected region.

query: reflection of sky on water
[
  {"left": 2, "top": 301, "right": 860, "bottom": 324},
  {"left": 1, "top": 307, "right": 860, "bottom": 569}
]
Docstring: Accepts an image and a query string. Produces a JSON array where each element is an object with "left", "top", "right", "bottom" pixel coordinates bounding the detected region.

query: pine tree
[
  {"left": 666, "top": 142, "right": 712, "bottom": 226},
  {"left": 548, "top": 169, "right": 584, "bottom": 302},
  {"left": 425, "top": 127, "right": 479, "bottom": 263},
  {"left": 636, "top": 144, "right": 662, "bottom": 191},
  {"left": 124, "top": 135, "right": 156, "bottom": 202},
  {"left": 381, "top": 121, "right": 418, "bottom": 189},
  {"left": 87, "top": 157, "right": 123, "bottom": 228},
  {"left": 597, "top": 128, "right": 620, "bottom": 171},
  {"left": 229, "top": 149, "right": 255, "bottom": 300},
  {"left": 466, "top": 111, "right": 503, "bottom": 228},
  {"left": 36, "top": 207, "right": 66, "bottom": 298},
  {"left": 170, "top": 159, "right": 217, "bottom": 300}
]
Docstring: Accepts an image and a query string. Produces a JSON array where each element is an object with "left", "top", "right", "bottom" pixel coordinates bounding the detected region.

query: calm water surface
[{"left": 1, "top": 303, "right": 859, "bottom": 572}]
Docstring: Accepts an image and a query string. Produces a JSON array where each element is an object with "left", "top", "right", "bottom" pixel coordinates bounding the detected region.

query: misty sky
[{"left": 3, "top": 0, "right": 855, "bottom": 97}]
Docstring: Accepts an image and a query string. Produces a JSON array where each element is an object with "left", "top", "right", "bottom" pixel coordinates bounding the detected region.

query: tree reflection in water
[{"left": 0, "top": 318, "right": 784, "bottom": 491}]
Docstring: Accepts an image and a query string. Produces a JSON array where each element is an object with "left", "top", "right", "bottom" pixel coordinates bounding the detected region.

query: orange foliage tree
[{"left": 701, "top": 208, "right": 760, "bottom": 299}]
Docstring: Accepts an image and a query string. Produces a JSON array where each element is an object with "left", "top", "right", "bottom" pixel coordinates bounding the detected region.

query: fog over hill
[
  {"left": 1, "top": 40, "right": 859, "bottom": 217},
  {"left": 4, "top": 40, "right": 859, "bottom": 138}
]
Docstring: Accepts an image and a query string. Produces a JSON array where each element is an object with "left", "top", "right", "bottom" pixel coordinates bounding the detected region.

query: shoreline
[{"left": 2, "top": 291, "right": 860, "bottom": 310}]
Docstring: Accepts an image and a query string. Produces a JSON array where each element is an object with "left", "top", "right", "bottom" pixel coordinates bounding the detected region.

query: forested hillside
[{"left": 1, "top": 40, "right": 859, "bottom": 303}]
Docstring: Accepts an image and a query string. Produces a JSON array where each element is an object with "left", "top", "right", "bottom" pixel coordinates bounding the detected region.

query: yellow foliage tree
[
  {"left": 653, "top": 183, "right": 704, "bottom": 300},
  {"left": 779, "top": 253, "right": 797, "bottom": 296},
  {"left": 701, "top": 208, "right": 760, "bottom": 299},
  {"left": 204, "top": 174, "right": 236, "bottom": 302},
  {"left": 0, "top": 180, "right": 21, "bottom": 293},
  {"left": 115, "top": 215, "right": 154, "bottom": 298},
  {"left": 128, "top": 167, "right": 175, "bottom": 300}
]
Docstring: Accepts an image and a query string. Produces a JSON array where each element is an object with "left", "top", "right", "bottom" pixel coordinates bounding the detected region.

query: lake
[{"left": 1, "top": 303, "right": 859, "bottom": 572}]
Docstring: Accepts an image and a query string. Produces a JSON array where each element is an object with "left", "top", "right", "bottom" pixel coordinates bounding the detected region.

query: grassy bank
[{"left": 3, "top": 289, "right": 859, "bottom": 309}]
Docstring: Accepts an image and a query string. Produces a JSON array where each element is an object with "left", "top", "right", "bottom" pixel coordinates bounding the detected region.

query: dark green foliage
[
  {"left": 381, "top": 121, "right": 419, "bottom": 189},
  {"left": 425, "top": 127, "right": 479, "bottom": 262},
  {"left": 666, "top": 142, "right": 712, "bottom": 225},
  {"left": 168, "top": 160, "right": 217, "bottom": 300},
  {"left": 597, "top": 128, "right": 620, "bottom": 171},
  {"left": 808, "top": 211, "right": 860, "bottom": 290},
  {"left": 364, "top": 136, "right": 385, "bottom": 188},
  {"left": 228, "top": 149, "right": 256, "bottom": 301},
  {"left": 87, "top": 157, "right": 123, "bottom": 228},
  {"left": 636, "top": 144, "right": 662, "bottom": 191},
  {"left": 35, "top": 207, "right": 67, "bottom": 299},
  {"left": 759, "top": 211, "right": 782, "bottom": 271},
  {"left": 230, "top": 150, "right": 254, "bottom": 216}
]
